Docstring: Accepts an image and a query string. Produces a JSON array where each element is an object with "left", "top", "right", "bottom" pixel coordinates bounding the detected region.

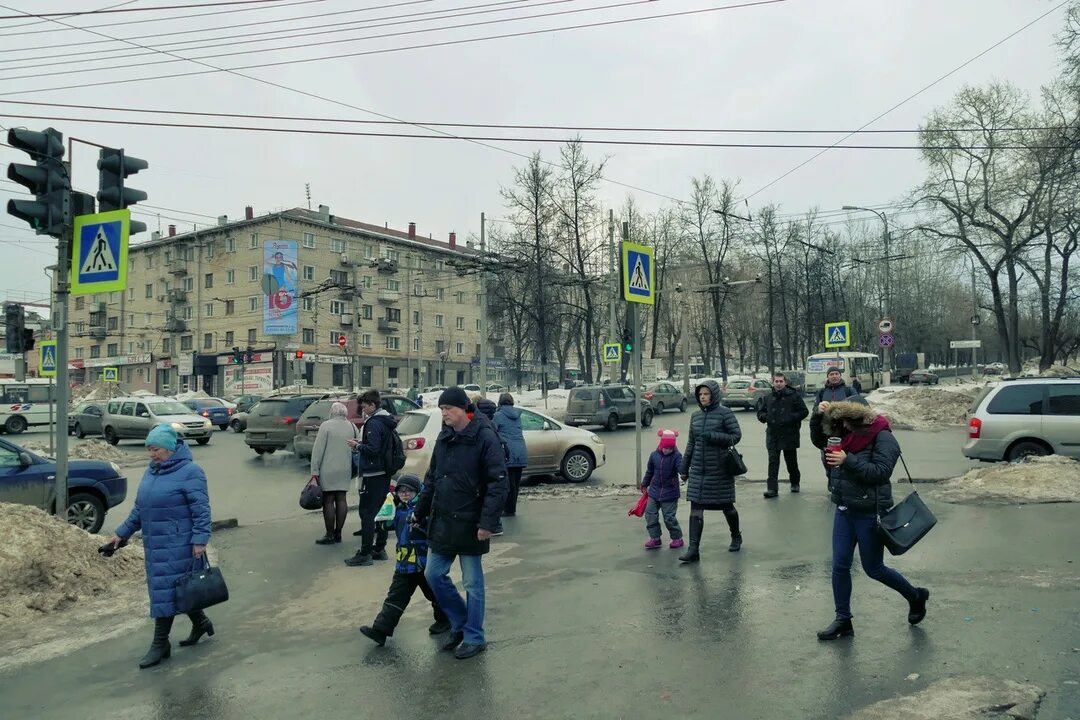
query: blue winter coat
[
  {"left": 115, "top": 440, "right": 211, "bottom": 618},
  {"left": 492, "top": 405, "right": 528, "bottom": 468},
  {"left": 642, "top": 448, "right": 682, "bottom": 502},
  {"left": 393, "top": 497, "right": 430, "bottom": 575}
]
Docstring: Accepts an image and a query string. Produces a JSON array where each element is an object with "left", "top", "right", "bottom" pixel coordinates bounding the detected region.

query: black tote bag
[
  {"left": 875, "top": 454, "right": 937, "bottom": 556},
  {"left": 175, "top": 555, "right": 230, "bottom": 613}
]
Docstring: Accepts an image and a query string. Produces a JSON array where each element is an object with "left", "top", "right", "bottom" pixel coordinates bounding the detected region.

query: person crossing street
[{"left": 757, "top": 373, "right": 809, "bottom": 498}]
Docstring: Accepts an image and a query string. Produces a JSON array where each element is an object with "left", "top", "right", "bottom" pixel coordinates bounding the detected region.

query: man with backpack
[{"left": 345, "top": 390, "right": 405, "bottom": 568}]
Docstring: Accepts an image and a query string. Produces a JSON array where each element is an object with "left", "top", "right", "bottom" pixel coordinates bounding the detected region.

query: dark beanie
[
  {"left": 395, "top": 474, "right": 422, "bottom": 494},
  {"left": 438, "top": 386, "right": 470, "bottom": 410}
]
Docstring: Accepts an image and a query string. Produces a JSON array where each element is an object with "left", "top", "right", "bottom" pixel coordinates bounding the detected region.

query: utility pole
[
  {"left": 679, "top": 287, "right": 691, "bottom": 397},
  {"left": 608, "top": 208, "right": 617, "bottom": 382},
  {"left": 479, "top": 213, "right": 488, "bottom": 398}
]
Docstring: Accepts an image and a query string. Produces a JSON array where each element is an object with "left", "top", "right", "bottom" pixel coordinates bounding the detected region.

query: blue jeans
[
  {"left": 425, "top": 551, "right": 486, "bottom": 645},
  {"left": 831, "top": 507, "right": 917, "bottom": 620}
]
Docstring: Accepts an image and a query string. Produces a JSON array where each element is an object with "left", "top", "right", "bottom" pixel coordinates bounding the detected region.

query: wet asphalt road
[{"left": 1, "top": 478, "right": 1077, "bottom": 719}]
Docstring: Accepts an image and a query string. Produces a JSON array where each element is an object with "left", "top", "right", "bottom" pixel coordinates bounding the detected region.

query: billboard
[
  {"left": 263, "top": 240, "right": 299, "bottom": 336},
  {"left": 225, "top": 364, "right": 273, "bottom": 394}
]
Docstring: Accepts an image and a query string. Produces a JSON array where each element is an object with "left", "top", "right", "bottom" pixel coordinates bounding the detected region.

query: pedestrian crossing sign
[
  {"left": 71, "top": 209, "right": 130, "bottom": 296},
  {"left": 102, "top": 367, "right": 119, "bottom": 383},
  {"left": 603, "top": 343, "right": 622, "bottom": 363},
  {"left": 622, "top": 241, "right": 655, "bottom": 305},
  {"left": 38, "top": 340, "right": 57, "bottom": 377},
  {"left": 824, "top": 321, "right": 851, "bottom": 349}
]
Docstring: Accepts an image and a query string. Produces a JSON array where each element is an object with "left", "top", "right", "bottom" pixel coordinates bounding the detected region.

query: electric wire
[{"left": 0, "top": 0, "right": 302, "bottom": 21}]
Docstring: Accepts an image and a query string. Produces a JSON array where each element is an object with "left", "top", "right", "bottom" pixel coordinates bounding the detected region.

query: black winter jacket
[
  {"left": 757, "top": 385, "right": 809, "bottom": 450},
  {"left": 680, "top": 379, "right": 743, "bottom": 506},
  {"left": 824, "top": 402, "right": 898, "bottom": 514},
  {"left": 414, "top": 416, "right": 508, "bottom": 556}
]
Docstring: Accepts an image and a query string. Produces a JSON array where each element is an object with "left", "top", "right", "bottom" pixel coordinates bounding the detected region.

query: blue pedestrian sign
[
  {"left": 621, "top": 241, "right": 655, "bottom": 305},
  {"left": 71, "top": 209, "right": 131, "bottom": 296},
  {"left": 38, "top": 340, "right": 57, "bottom": 377},
  {"left": 824, "top": 321, "right": 851, "bottom": 349},
  {"left": 603, "top": 343, "right": 622, "bottom": 363}
]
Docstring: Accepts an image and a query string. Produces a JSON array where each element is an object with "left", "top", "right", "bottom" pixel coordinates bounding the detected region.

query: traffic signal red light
[{"left": 295, "top": 350, "right": 304, "bottom": 359}]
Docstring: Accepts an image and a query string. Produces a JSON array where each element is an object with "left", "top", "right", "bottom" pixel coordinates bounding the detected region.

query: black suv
[{"left": 243, "top": 394, "right": 324, "bottom": 455}]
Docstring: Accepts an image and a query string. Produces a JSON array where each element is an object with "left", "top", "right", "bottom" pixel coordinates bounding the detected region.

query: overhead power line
[{"left": 0, "top": 0, "right": 299, "bottom": 20}]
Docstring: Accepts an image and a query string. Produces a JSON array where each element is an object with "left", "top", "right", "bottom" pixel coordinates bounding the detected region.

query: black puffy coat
[
  {"left": 679, "top": 380, "right": 743, "bottom": 506},
  {"left": 756, "top": 385, "right": 809, "bottom": 450},
  {"left": 414, "top": 416, "right": 508, "bottom": 556},
  {"left": 823, "top": 401, "right": 898, "bottom": 514}
]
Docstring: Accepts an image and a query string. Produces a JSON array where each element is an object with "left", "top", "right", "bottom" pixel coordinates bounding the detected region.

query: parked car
[
  {"left": 229, "top": 411, "right": 248, "bottom": 432},
  {"left": 182, "top": 398, "right": 233, "bottom": 430},
  {"left": 462, "top": 384, "right": 482, "bottom": 393},
  {"left": 244, "top": 394, "right": 324, "bottom": 455},
  {"left": 293, "top": 393, "right": 420, "bottom": 458},
  {"left": 397, "top": 407, "right": 606, "bottom": 483},
  {"left": 0, "top": 436, "right": 127, "bottom": 533},
  {"left": 232, "top": 394, "right": 264, "bottom": 413},
  {"left": 564, "top": 385, "right": 653, "bottom": 431},
  {"left": 486, "top": 383, "right": 505, "bottom": 393},
  {"left": 642, "top": 382, "right": 688, "bottom": 414},
  {"left": 101, "top": 396, "right": 214, "bottom": 446},
  {"left": 69, "top": 401, "right": 105, "bottom": 439},
  {"left": 963, "top": 377, "right": 1080, "bottom": 462},
  {"left": 908, "top": 370, "right": 941, "bottom": 386},
  {"left": 721, "top": 378, "right": 772, "bottom": 411}
]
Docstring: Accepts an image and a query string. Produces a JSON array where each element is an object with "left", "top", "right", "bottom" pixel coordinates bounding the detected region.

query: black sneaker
[
  {"left": 352, "top": 529, "right": 363, "bottom": 536},
  {"left": 441, "top": 631, "right": 464, "bottom": 652},
  {"left": 454, "top": 642, "right": 487, "bottom": 660},
  {"left": 370, "top": 549, "right": 389, "bottom": 561},
  {"left": 790, "top": 485, "right": 801, "bottom": 494},
  {"left": 763, "top": 491, "right": 779, "bottom": 499},
  {"left": 345, "top": 551, "right": 373, "bottom": 567},
  {"left": 428, "top": 620, "right": 452, "bottom": 635},
  {"left": 315, "top": 534, "right": 336, "bottom": 545},
  {"left": 359, "top": 625, "right": 387, "bottom": 647}
]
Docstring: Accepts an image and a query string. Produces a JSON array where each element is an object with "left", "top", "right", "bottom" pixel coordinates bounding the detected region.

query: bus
[
  {"left": 0, "top": 378, "right": 56, "bottom": 434},
  {"left": 805, "top": 352, "right": 883, "bottom": 395}
]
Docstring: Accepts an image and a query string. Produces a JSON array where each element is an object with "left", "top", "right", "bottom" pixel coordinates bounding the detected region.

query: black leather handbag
[
  {"left": 876, "top": 454, "right": 937, "bottom": 556},
  {"left": 725, "top": 447, "right": 748, "bottom": 477},
  {"left": 175, "top": 556, "right": 230, "bottom": 613},
  {"left": 299, "top": 479, "right": 322, "bottom": 510}
]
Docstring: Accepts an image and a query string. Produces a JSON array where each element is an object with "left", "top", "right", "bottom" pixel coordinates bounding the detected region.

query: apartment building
[{"left": 65, "top": 205, "right": 506, "bottom": 395}]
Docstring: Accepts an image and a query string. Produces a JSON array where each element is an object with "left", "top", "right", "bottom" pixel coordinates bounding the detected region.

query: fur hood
[{"left": 821, "top": 397, "right": 875, "bottom": 435}]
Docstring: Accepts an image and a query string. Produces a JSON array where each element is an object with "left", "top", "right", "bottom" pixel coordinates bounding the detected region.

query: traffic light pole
[
  {"left": 630, "top": 300, "right": 642, "bottom": 488},
  {"left": 54, "top": 224, "right": 72, "bottom": 520}
]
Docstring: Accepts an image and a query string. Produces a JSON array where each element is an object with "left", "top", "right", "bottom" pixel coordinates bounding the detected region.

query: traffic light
[
  {"left": 6, "top": 127, "right": 69, "bottom": 237},
  {"left": 232, "top": 346, "right": 244, "bottom": 365},
  {"left": 622, "top": 326, "right": 633, "bottom": 354},
  {"left": 245, "top": 346, "right": 254, "bottom": 363},
  {"left": 4, "top": 302, "right": 25, "bottom": 354},
  {"left": 97, "top": 147, "right": 148, "bottom": 234},
  {"left": 294, "top": 350, "right": 304, "bottom": 359},
  {"left": 22, "top": 329, "right": 35, "bottom": 352}
]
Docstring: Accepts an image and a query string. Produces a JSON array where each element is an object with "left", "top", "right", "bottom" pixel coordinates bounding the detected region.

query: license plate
[
  {"left": 576, "top": 417, "right": 590, "bottom": 422},
  {"left": 249, "top": 433, "right": 265, "bottom": 439}
]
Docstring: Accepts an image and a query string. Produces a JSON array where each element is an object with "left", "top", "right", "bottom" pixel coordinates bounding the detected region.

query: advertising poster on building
[
  {"left": 263, "top": 240, "right": 299, "bottom": 336},
  {"left": 225, "top": 364, "right": 274, "bottom": 394}
]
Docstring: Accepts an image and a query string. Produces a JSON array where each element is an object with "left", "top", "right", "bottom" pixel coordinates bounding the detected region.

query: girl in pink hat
[{"left": 641, "top": 429, "right": 684, "bottom": 550}]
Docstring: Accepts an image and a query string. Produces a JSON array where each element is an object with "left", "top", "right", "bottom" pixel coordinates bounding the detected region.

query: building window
[
  {"left": 89, "top": 346, "right": 100, "bottom": 358},
  {"left": 386, "top": 336, "right": 400, "bottom": 351},
  {"left": 225, "top": 270, "right": 235, "bottom": 285},
  {"left": 303, "top": 265, "right": 315, "bottom": 282},
  {"left": 361, "top": 305, "right": 372, "bottom": 320},
  {"left": 329, "top": 269, "right": 348, "bottom": 286},
  {"left": 476, "top": 318, "right": 481, "bottom": 331},
  {"left": 145, "top": 284, "right": 153, "bottom": 299},
  {"left": 75, "top": 321, "right": 85, "bottom": 334},
  {"left": 249, "top": 265, "right": 258, "bottom": 281},
  {"left": 456, "top": 342, "right": 464, "bottom": 355},
  {"left": 413, "top": 311, "right": 420, "bottom": 325},
  {"left": 75, "top": 297, "right": 85, "bottom": 310},
  {"left": 248, "top": 328, "right": 257, "bottom": 343},
  {"left": 455, "top": 317, "right": 464, "bottom": 330},
  {"left": 303, "top": 232, "right": 315, "bottom": 249},
  {"left": 74, "top": 347, "right": 84, "bottom": 359},
  {"left": 435, "top": 259, "right": 445, "bottom": 271},
  {"left": 164, "top": 250, "right": 172, "bottom": 265},
  {"left": 330, "top": 300, "right": 346, "bottom": 315},
  {"left": 360, "top": 275, "right": 372, "bottom": 289},
  {"left": 412, "top": 338, "right": 420, "bottom": 352},
  {"left": 107, "top": 343, "right": 118, "bottom": 356},
  {"left": 161, "top": 338, "right": 171, "bottom": 354},
  {"left": 365, "top": 245, "right": 374, "bottom": 259},
  {"left": 434, "top": 314, "right": 444, "bottom": 328},
  {"left": 182, "top": 247, "right": 194, "bottom": 261},
  {"left": 328, "top": 331, "right": 341, "bottom": 345},
  {"left": 332, "top": 364, "right": 346, "bottom": 386},
  {"left": 456, "top": 291, "right": 465, "bottom": 304},
  {"left": 128, "top": 259, "right": 134, "bottom": 271},
  {"left": 302, "top": 328, "right": 315, "bottom": 344},
  {"left": 476, "top": 293, "right": 482, "bottom": 305},
  {"left": 225, "top": 300, "right": 235, "bottom": 315},
  {"left": 413, "top": 283, "right": 423, "bottom": 296},
  {"left": 128, "top": 314, "right": 135, "bottom": 327},
  {"left": 302, "top": 297, "right": 313, "bottom": 312},
  {"left": 205, "top": 242, "right": 214, "bottom": 259},
  {"left": 127, "top": 288, "right": 135, "bottom": 301},
  {"left": 204, "top": 303, "right": 214, "bottom": 317},
  {"left": 386, "top": 307, "right": 401, "bottom": 323},
  {"left": 204, "top": 273, "right": 213, "bottom": 289},
  {"left": 331, "top": 238, "right": 346, "bottom": 253},
  {"left": 226, "top": 237, "right": 235, "bottom": 253},
  {"left": 182, "top": 277, "right": 194, "bottom": 292},
  {"left": 146, "top": 254, "right": 154, "bottom": 269},
  {"left": 435, "top": 340, "right": 445, "bottom": 354},
  {"left": 386, "top": 278, "right": 400, "bottom": 292},
  {"left": 203, "top": 333, "right": 213, "bottom": 350},
  {"left": 145, "top": 313, "right": 153, "bottom": 325},
  {"left": 107, "top": 316, "right": 119, "bottom": 331},
  {"left": 182, "top": 306, "right": 193, "bottom": 320},
  {"left": 250, "top": 232, "right": 259, "bottom": 249},
  {"left": 181, "top": 335, "right": 193, "bottom": 351},
  {"left": 361, "top": 333, "right": 372, "bottom": 347},
  {"left": 475, "top": 343, "right": 481, "bottom": 357},
  {"left": 225, "top": 331, "right": 234, "bottom": 345},
  {"left": 248, "top": 296, "right": 259, "bottom": 312}
]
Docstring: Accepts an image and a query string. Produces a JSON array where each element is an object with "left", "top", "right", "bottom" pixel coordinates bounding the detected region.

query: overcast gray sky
[{"left": 0, "top": 0, "right": 1068, "bottom": 306}]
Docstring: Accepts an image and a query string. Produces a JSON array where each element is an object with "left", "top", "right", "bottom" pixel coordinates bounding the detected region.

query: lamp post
[{"left": 842, "top": 205, "right": 892, "bottom": 380}]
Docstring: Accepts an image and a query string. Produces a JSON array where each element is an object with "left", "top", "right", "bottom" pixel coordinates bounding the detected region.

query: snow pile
[
  {"left": 174, "top": 390, "right": 211, "bottom": 401},
  {"left": 865, "top": 384, "right": 984, "bottom": 430},
  {"left": 70, "top": 381, "right": 124, "bottom": 405},
  {"left": 848, "top": 676, "right": 1043, "bottom": 720},
  {"left": 1039, "top": 364, "right": 1078, "bottom": 378},
  {"left": 0, "top": 503, "right": 144, "bottom": 621},
  {"left": 937, "top": 455, "right": 1080, "bottom": 505},
  {"left": 21, "top": 439, "right": 126, "bottom": 464}
]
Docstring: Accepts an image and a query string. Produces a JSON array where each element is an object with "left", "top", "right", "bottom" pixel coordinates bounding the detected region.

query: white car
[
  {"left": 395, "top": 408, "right": 606, "bottom": 483},
  {"left": 462, "top": 384, "right": 482, "bottom": 393}
]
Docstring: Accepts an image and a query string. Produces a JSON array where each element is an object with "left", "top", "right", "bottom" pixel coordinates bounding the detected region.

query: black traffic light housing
[
  {"left": 97, "top": 147, "right": 148, "bottom": 234},
  {"left": 245, "top": 346, "right": 254, "bottom": 363},
  {"left": 232, "top": 346, "right": 244, "bottom": 365},
  {"left": 622, "top": 326, "right": 634, "bottom": 354},
  {"left": 6, "top": 127, "right": 69, "bottom": 237},
  {"left": 4, "top": 302, "right": 25, "bottom": 354}
]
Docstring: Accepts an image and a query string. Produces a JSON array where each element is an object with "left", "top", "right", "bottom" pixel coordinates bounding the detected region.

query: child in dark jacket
[
  {"left": 642, "top": 429, "right": 684, "bottom": 550},
  {"left": 360, "top": 475, "right": 451, "bottom": 646}
]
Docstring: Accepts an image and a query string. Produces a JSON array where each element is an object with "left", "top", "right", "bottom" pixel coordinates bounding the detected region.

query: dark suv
[
  {"left": 293, "top": 394, "right": 420, "bottom": 458},
  {"left": 564, "top": 385, "right": 653, "bottom": 431},
  {"left": 244, "top": 394, "right": 323, "bottom": 455}
]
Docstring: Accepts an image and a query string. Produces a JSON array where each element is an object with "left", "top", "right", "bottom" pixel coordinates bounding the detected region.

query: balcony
[
  {"left": 168, "top": 264, "right": 188, "bottom": 276},
  {"left": 164, "top": 318, "right": 187, "bottom": 333},
  {"left": 377, "top": 289, "right": 400, "bottom": 304},
  {"left": 168, "top": 289, "right": 188, "bottom": 304},
  {"left": 375, "top": 258, "right": 397, "bottom": 275},
  {"left": 377, "top": 318, "right": 400, "bottom": 333},
  {"left": 339, "top": 314, "right": 353, "bottom": 326},
  {"left": 338, "top": 286, "right": 357, "bottom": 300},
  {"left": 89, "top": 327, "right": 106, "bottom": 340}
]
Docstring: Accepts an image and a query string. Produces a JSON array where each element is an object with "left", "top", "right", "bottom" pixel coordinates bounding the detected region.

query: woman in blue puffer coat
[
  {"left": 108, "top": 424, "right": 214, "bottom": 669},
  {"left": 492, "top": 393, "right": 527, "bottom": 521}
]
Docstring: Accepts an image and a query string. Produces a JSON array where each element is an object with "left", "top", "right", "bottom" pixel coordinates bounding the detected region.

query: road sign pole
[
  {"left": 54, "top": 224, "right": 72, "bottom": 521},
  {"left": 630, "top": 302, "right": 642, "bottom": 487}
]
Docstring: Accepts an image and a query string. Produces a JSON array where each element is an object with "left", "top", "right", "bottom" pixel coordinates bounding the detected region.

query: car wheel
[
  {"left": 254, "top": 448, "right": 266, "bottom": 455},
  {"left": 66, "top": 492, "right": 106, "bottom": 534},
  {"left": 196, "top": 437, "right": 210, "bottom": 446},
  {"left": 218, "top": 424, "right": 229, "bottom": 431},
  {"left": 74, "top": 423, "right": 85, "bottom": 439},
  {"left": 560, "top": 448, "right": 595, "bottom": 483},
  {"left": 679, "top": 399, "right": 687, "bottom": 412},
  {"left": 230, "top": 419, "right": 242, "bottom": 432},
  {"left": 5, "top": 415, "right": 27, "bottom": 434},
  {"left": 1006, "top": 441, "right": 1051, "bottom": 463},
  {"left": 655, "top": 402, "right": 665, "bottom": 414},
  {"left": 641, "top": 409, "right": 654, "bottom": 428},
  {"left": 605, "top": 414, "right": 619, "bottom": 432},
  {"left": 104, "top": 427, "right": 120, "bottom": 446}
]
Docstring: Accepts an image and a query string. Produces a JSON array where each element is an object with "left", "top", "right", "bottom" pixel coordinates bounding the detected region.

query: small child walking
[{"left": 641, "top": 429, "right": 684, "bottom": 550}]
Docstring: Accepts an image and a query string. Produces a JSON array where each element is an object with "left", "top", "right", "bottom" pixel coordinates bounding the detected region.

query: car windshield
[
  {"left": 149, "top": 401, "right": 194, "bottom": 415},
  {"left": 728, "top": 381, "right": 750, "bottom": 389},
  {"left": 192, "top": 399, "right": 223, "bottom": 408},
  {"left": 396, "top": 412, "right": 432, "bottom": 436},
  {"left": 253, "top": 400, "right": 288, "bottom": 416}
]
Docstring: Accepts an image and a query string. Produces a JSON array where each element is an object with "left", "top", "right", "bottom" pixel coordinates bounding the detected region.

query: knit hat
[
  {"left": 657, "top": 428, "right": 678, "bottom": 450},
  {"left": 827, "top": 367, "right": 842, "bottom": 376},
  {"left": 438, "top": 386, "right": 471, "bottom": 410},
  {"left": 395, "top": 474, "right": 422, "bottom": 495},
  {"left": 146, "top": 423, "right": 178, "bottom": 450}
]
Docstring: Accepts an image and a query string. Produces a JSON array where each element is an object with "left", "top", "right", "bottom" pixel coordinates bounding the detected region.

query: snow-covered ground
[
  {"left": 864, "top": 381, "right": 993, "bottom": 429},
  {"left": 938, "top": 455, "right": 1080, "bottom": 505}
]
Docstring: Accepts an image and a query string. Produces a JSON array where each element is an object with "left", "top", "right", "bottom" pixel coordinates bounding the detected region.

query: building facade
[{"left": 64, "top": 206, "right": 506, "bottom": 395}]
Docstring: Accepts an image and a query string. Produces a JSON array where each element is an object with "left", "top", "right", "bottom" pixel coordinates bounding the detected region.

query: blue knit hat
[{"left": 146, "top": 423, "right": 178, "bottom": 450}]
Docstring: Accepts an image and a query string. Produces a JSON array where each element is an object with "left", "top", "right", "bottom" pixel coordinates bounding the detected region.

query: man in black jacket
[
  {"left": 757, "top": 373, "right": 810, "bottom": 497},
  {"left": 345, "top": 389, "right": 398, "bottom": 567},
  {"left": 414, "top": 387, "right": 507, "bottom": 660}
]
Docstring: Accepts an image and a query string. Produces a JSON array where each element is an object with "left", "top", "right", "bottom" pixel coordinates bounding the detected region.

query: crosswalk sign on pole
[
  {"left": 38, "top": 340, "right": 57, "bottom": 377},
  {"left": 603, "top": 343, "right": 622, "bottom": 363},
  {"left": 824, "top": 321, "right": 851, "bottom": 349},
  {"left": 621, "top": 242, "right": 655, "bottom": 305},
  {"left": 102, "top": 367, "right": 119, "bottom": 383},
  {"left": 71, "top": 209, "right": 131, "bottom": 296}
]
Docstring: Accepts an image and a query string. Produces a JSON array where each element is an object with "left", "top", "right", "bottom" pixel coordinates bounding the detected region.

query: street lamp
[{"left": 842, "top": 205, "right": 893, "bottom": 378}]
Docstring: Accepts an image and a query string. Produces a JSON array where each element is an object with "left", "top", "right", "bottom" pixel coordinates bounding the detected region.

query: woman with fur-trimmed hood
[{"left": 815, "top": 399, "right": 930, "bottom": 641}]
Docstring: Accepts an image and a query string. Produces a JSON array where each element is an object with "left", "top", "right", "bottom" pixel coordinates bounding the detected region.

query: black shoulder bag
[
  {"left": 875, "top": 450, "right": 937, "bottom": 556},
  {"left": 175, "top": 555, "right": 230, "bottom": 613}
]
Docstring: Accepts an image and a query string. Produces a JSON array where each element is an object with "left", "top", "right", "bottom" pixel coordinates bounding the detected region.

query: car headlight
[
  {"left": 170, "top": 422, "right": 184, "bottom": 432},
  {"left": 590, "top": 434, "right": 603, "bottom": 445},
  {"left": 202, "top": 420, "right": 212, "bottom": 429},
  {"left": 109, "top": 462, "right": 121, "bottom": 475}
]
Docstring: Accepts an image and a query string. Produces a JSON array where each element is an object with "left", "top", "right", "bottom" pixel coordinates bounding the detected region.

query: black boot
[
  {"left": 816, "top": 617, "right": 854, "bottom": 641},
  {"left": 139, "top": 616, "right": 174, "bottom": 668},
  {"left": 178, "top": 611, "right": 215, "bottom": 647},
  {"left": 679, "top": 515, "right": 702, "bottom": 563},
  {"left": 724, "top": 508, "right": 742, "bottom": 552},
  {"left": 908, "top": 587, "right": 930, "bottom": 625}
]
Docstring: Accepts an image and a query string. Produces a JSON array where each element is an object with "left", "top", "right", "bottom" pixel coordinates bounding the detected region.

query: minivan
[
  {"left": 963, "top": 377, "right": 1080, "bottom": 462},
  {"left": 101, "top": 396, "right": 214, "bottom": 446},
  {"left": 292, "top": 393, "right": 420, "bottom": 458},
  {"left": 564, "top": 385, "right": 653, "bottom": 431}
]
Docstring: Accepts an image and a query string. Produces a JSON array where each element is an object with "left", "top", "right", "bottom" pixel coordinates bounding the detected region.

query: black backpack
[{"left": 384, "top": 427, "right": 407, "bottom": 475}]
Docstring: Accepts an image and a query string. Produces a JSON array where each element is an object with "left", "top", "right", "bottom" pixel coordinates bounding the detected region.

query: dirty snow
[
  {"left": 70, "top": 381, "right": 125, "bottom": 405},
  {"left": 936, "top": 455, "right": 1080, "bottom": 505},
  {"left": 848, "top": 676, "right": 1043, "bottom": 720},
  {"left": 864, "top": 382, "right": 988, "bottom": 430},
  {"left": 21, "top": 438, "right": 129, "bottom": 464}
]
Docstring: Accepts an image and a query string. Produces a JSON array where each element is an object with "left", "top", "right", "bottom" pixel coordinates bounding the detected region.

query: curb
[{"left": 211, "top": 518, "right": 239, "bottom": 531}]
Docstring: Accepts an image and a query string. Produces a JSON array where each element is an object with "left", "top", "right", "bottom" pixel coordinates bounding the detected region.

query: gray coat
[
  {"left": 680, "top": 380, "right": 743, "bottom": 506},
  {"left": 310, "top": 416, "right": 358, "bottom": 492}
]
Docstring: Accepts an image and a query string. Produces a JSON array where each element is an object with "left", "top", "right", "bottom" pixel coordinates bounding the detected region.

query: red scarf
[{"left": 840, "top": 415, "right": 890, "bottom": 454}]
